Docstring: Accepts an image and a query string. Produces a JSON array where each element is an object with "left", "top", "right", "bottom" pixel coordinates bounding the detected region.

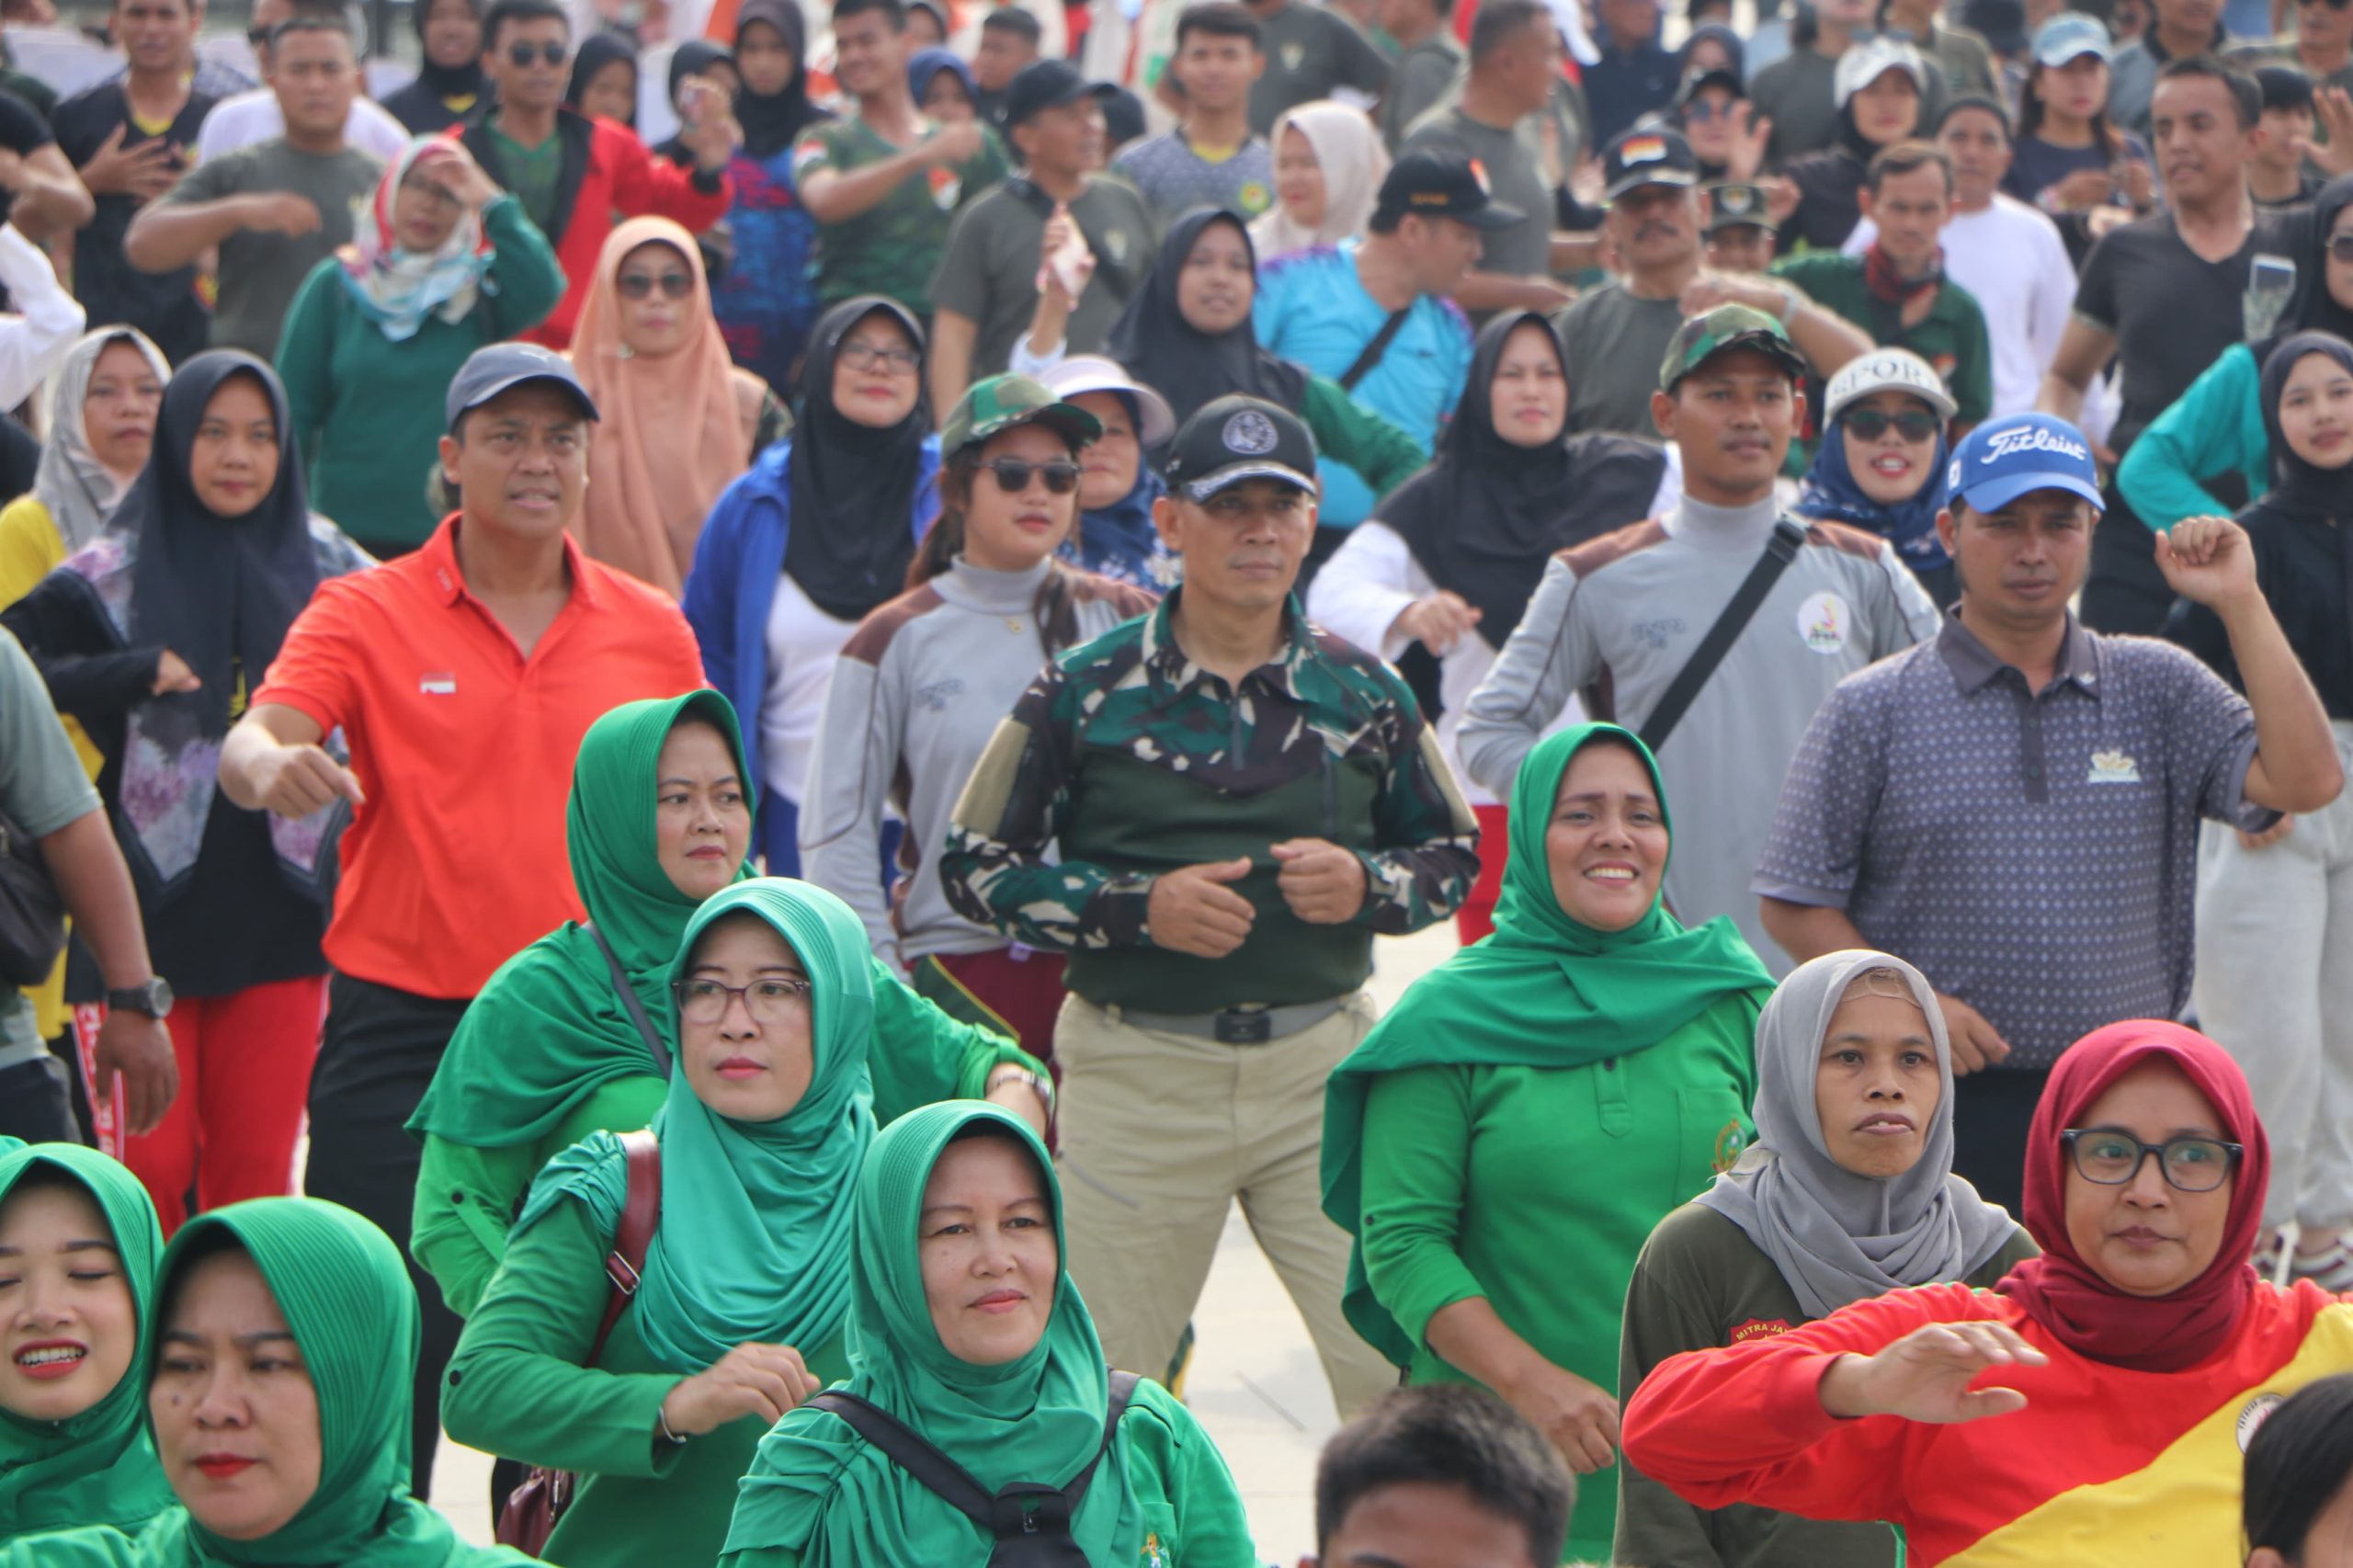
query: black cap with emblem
[
  {"left": 1704, "top": 180, "right": 1772, "bottom": 233},
  {"left": 1163, "top": 394, "right": 1321, "bottom": 501}
]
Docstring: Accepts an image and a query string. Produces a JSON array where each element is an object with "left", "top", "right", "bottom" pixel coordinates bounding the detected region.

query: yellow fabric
[
  {"left": 1954, "top": 1302, "right": 2353, "bottom": 1566},
  {"left": 0, "top": 495, "right": 89, "bottom": 1040}
]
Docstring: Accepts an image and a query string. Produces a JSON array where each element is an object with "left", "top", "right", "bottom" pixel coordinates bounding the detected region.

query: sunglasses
[
  {"left": 980, "top": 457, "right": 1080, "bottom": 494},
  {"left": 617, "top": 270, "right": 694, "bottom": 300},
  {"left": 506, "top": 40, "right": 567, "bottom": 66},
  {"left": 1845, "top": 406, "right": 1940, "bottom": 442},
  {"left": 1681, "top": 97, "right": 1737, "bottom": 122},
  {"left": 2330, "top": 234, "right": 2353, "bottom": 262}
]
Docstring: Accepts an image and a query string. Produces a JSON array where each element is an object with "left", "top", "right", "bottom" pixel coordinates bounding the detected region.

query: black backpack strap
[
  {"left": 1056, "top": 1370, "right": 1140, "bottom": 1510},
  {"left": 808, "top": 1391, "right": 997, "bottom": 1528},
  {"left": 585, "top": 921, "right": 672, "bottom": 1078},
  {"left": 1337, "top": 310, "right": 1412, "bottom": 392},
  {"left": 1638, "top": 519, "right": 1808, "bottom": 756}
]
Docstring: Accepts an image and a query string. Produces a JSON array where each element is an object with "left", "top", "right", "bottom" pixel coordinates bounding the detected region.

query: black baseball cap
[
  {"left": 445, "top": 343, "right": 598, "bottom": 431},
  {"left": 1675, "top": 65, "right": 1745, "bottom": 109},
  {"left": 1704, "top": 180, "right": 1772, "bottom": 233},
  {"left": 1372, "top": 149, "right": 1527, "bottom": 231},
  {"left": 1604, "top": 126, "right": 1700, "bottom": 200},
  {"left": 1164, "top": 395, "right": 1319, "bottom": 501},
  {"left": 1002, "top": 59, "right": 1118, "bottom": 129}
]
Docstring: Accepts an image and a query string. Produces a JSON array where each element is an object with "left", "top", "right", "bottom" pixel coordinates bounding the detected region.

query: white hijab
[
  {"left": 33, "top": 328, "right": 170, "bottom": 554},
  {"left": 1249, "top": 101, "right": 1391, "bottom": 260}
]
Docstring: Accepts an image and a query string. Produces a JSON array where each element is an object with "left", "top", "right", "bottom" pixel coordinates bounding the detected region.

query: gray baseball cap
[{"left": 445, "top": 342, "right": 600, "bottom": 431}]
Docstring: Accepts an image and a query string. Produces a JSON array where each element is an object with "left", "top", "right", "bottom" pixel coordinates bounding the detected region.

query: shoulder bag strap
[
  {"left": 588, "top": 1130, "right": 663, "bottom": 1365},
  {"left": 1637, "top": 519, "right": 1809, "bottom": 756},
  {"left": 808, "top": 1390, "right": 999, "bottom": 1528},
  {"left": 1337, "top": 309, "right": 1412, "bottom": 392},
  {"left": 1052, "top": 1370, "right": 1142, "bottom": 1512},
  {"left": 585, "top": 921, "right": 672, "bottom": 1078}
]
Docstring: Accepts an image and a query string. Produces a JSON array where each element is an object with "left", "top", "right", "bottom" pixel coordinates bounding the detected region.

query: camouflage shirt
[
  {"left": 793, "top": 115, "right": 1012, "bottom": 316},
  {"left": 941, "top": 591, "right": 1478, "bottom": 1012}
]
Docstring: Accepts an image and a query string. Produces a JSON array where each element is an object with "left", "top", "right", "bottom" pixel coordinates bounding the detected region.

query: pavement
[{"left": 432, "top": 921, "right": 1464, "bottom": 1562}]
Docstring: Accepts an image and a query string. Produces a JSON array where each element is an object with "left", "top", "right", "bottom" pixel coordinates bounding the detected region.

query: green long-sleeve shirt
[
  {"left": 1355, "top": 996, "right": 1759, "bottom": 1564},
  {"left": 717, "top": 1377, "right": 1260, "bottom": 1568},
  {"left": 410, "top": 958, "right": 1042, "bottom": 1319},
  {"left": 275, "top": 195, "right": 564, "bottom": 555},
  {"left": 2114, "top": 340, "right": 2269, "bottom": 532},
  {"left": 1299, "top": 372, "right": 1428, "bottom": 504}
]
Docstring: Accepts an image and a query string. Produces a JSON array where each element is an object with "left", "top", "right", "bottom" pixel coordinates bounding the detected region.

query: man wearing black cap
[
  {"left": 944, "top": 394, "right": 1478, "bottom": 1418},
  {"left": 218, "top": 342, "right": 703, "bottom": 1491},
  {"left": 1256, "top": 150, "right": 1512, "bottom": 553},
  {"left": 1704, "top": 177, "right": 1780, "bottom": 271},
  {"left": 929, "top": 59, "right": 1154, "bottom": 408}
]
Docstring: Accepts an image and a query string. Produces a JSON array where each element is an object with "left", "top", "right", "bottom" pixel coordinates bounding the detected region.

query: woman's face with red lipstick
[
  {"left": 0, "top": 1178, "right": 136, "bottom": 1424},
  {"left": 677, "top": 915, "right": 815, "bottom": 1124},
  {"left": 918, "top": 1133, "right": 1058, "bottom": 1366},
  {"left": 149, "top": 1248, "right": 321, "bottom": 1541},
  {"left": 653, "top": 717, "right": 751, "bottom": 901}
]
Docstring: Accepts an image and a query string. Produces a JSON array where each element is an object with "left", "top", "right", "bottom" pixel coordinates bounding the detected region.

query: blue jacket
[{"left": 682, "top": 435, "right": 943, "bottom": 875}]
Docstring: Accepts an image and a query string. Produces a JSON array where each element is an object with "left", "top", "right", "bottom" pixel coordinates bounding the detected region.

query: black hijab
[
  {"left": 412, "top": 0, "right": 485, "bottom": 100},
  {"left": 1103, "top": 209, "right": 1308, "bottom": 432},
  {"left": 121, "top": 352, "right": 320, "bottom": 739},
  {"left": 1677, "top": 22, "right": 1745, "bottom": 80},
  {"left": 565, "top": 30, "right": 639, "bottom": 120},
  {"left": 2257, "top": 331, "right": 2353, "bottom": 523},
  {"left": 785, "top": 297, "right": 932, "bottom": 620},
  {"left": 2260, "top": 176, "right": 2353, "bottom": 366},
  {"left": 1381, "top": 312, "right": 1666, "bottom": 646},
  {"left": 734, "top": 0, "right": 826, "bottom": 159}
]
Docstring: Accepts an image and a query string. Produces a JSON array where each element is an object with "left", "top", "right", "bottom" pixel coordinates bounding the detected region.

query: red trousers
[
  {"left": 1456, "top": 802, "right": 1510, "bottom": 945},
  {"left": 122, "top": 975, "right": 326, "bottom": 1234}
]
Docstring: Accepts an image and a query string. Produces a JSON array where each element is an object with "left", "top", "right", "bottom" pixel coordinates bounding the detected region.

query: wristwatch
[
  {"left": 987, "top": 1064, "right": 1055, "bottom": 1116},
  {"left": 108, "top": 977, "right": 175, "bottom": 1019}
]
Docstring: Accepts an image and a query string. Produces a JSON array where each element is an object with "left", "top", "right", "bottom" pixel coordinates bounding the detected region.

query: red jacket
[{"left": 458, "top": 109, "right": 730, "bottom": 348}]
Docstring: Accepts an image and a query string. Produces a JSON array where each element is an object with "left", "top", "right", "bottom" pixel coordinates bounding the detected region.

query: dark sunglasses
[
  {"left": 981, "top": 457, "right": 1080, "bottom": 494},
  {"left": 617, "top": 270, "right": 694, "bottom": 300},
  {"left": 1681, "top": 97, "right": 1736, "bottom": 122},
  {"left": 506, "top": 40, "right": 567, "bottom": 66},
  {"left": 2330, "top": 234, "right": 2353, "bottom": 262},
  {"left": 1845, "top": 406, "right": 1940, "bottom": 442}
]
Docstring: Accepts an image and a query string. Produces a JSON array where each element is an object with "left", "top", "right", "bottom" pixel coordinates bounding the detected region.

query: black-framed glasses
[
  {"left": 617, "top": 270, "right": 694, "bottom": 300},
  {"left": 2061, "top": 1129, "right": 2245, "bottom": 1193},
  {"left": 506, "top": 39, "right": 567, "bottom": 66},
  {"left": 839, "top": 340, "right": 921, "bottom": 374},
  {"left": 674, "top": 976, "right": 813, "bottom": 1024},
  {"left": 1846, "top": 406, "right": 1940, "bottom": 442},
  {"left": 981, "top": 457, "right": 1080, "bottom": 494}
]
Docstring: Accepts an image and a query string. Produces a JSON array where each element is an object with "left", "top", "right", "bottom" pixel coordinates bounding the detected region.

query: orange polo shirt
[{"left": 254, "top": 517, "right": 706, "bottom": 1000}]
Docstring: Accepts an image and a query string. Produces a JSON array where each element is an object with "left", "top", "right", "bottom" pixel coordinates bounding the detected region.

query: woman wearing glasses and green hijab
[
  {"left": 1322, "top": 722, "right": 1776, "bottom": 1562},
  {"left": 440, "top": 879, "right": 1047, "bottom": 1568},
  {"left": 720, "top": 1100, "right": 1256, "bottom": 1567}
]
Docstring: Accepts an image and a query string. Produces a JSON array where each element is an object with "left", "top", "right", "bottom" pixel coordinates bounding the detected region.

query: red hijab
[{"left": 1996, "top": 1020, "right": 2269, "bottom": 1371}]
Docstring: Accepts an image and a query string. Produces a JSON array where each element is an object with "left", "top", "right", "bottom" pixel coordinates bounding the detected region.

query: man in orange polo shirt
[{"left": 218, "top": 343, "right": 704, "bottom": 1494}]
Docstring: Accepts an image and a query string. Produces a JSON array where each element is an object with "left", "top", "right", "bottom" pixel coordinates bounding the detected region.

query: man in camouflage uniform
[{"left": 943, "top": 393, "right": 1478, "bottom": 1415}]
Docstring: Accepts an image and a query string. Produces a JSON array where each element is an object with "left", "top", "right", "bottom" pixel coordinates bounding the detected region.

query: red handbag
[{"left": 494, "top": 1130, "right": 663, "bottom": 1558}]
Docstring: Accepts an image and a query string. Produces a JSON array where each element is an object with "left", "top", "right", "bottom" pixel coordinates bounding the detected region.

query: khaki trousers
[{"left": 1052, "top": 990, "right": 1397, "bottom": 1419}]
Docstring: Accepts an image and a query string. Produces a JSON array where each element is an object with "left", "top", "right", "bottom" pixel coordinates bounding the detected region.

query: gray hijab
[
  {"left": 1693, "top": 949, "right": 2018, "bottom": 1317},
  {"left": 34, "top": 329, "right": 169, "bottom": 553}
]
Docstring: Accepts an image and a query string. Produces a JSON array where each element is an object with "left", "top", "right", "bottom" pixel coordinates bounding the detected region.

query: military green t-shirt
[
  {"left": 930, "top": 174, "right": 1156, "bottom": 379},
  {"left": 1773, "top": 251, "right": 1995, "bottom": 427},
  {"left": 793, "top": 115, "right": 1012, "bottom": 315},
  {"left": 487, "top": 123, "right": 563, "bottom": 236}
]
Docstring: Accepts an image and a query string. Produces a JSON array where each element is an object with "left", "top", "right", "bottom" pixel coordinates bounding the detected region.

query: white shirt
[
  {"left": 194, "top": 88, "right": 413, "bottom": 164},
  {"left": 1844, "top": 195, "right": 2076, "bottom": 419},
  {"left": 0, "top": 222, "right": 85, "bottom": 415},
  {"left": 760, "top": 571, "right": 859, "bottom": 811}
]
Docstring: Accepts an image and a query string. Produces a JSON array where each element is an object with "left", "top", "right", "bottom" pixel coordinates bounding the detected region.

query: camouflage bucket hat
[{"left": 1659, "top": 303, "right": 1809, "bottom": 392}]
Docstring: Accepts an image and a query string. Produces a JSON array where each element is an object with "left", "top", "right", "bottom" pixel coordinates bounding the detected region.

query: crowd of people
[{"left": 4, "top": 0, "right": 2353, "bottom": 1558}]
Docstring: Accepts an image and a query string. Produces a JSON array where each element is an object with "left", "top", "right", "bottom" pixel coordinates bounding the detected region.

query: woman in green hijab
[
  {"left": 721, "top": 1101, "right": 1256, "bottom": 1567},
  {"left": 0, "top": 1194, "right": 529, "bottom": 1567},
  {"left": 0, "top": 1142, "right": 173, "bottom": 1541},
  {"left": 1321, "top": 722, "right": 1775, "bottom": 1564},
  {"left": 406, "top": 691, "right": 1048, "bottom": 1321},
  {"left": 441, "top": 880, "right": 1047, "bottom": 1568}
]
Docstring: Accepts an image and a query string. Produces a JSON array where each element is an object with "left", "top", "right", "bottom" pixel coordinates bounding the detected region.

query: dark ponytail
[
  {"left": 905, "top": 440, "right": 1086, "bottom": 657},
  {"left": 2245, "top": 1374, "right": 2353, "bottom": 1563}
]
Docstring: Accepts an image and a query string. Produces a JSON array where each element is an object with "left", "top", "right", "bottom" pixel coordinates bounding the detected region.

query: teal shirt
[
  {"left": 2115, "top": 340, "right": 2270, "bottom": 532},
  {"left": 276, "top": 196, "right": 563, "bottom": 552},
  {"left": 1355, "top": 994, "right": 1760, "bottom": 1562}
]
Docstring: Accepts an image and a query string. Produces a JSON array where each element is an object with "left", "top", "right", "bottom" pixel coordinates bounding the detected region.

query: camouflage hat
[
  {"left": 940, "top": 373, "right": 1103, "bottom": 459},
  {"left": 1659, "top": 303, "right": 1808, "bottom": 392}
]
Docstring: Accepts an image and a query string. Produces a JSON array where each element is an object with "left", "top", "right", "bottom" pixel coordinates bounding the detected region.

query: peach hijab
[{"left": 568, "top": 217, "right": 766, "bottom": 595}]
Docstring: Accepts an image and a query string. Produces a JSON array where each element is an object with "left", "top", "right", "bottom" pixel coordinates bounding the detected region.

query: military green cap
[
  {"left": 940, "top": 373, "right": 1102, "bottom": 459},
  {"left": 1658, "top": 303, "right": 1808, "bottom": 392}
]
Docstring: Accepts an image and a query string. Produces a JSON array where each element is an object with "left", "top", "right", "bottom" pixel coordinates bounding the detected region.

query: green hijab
[
  {"left": 0, "top": 1142, "right": 174, "bottom": 1540},
  {"left": 513, "top": 878, "right": 876, "bottom": 1373},
  {"left": 408, "top": 690, "right": 753, "bottom": 1148},
  {"left": 725, "top": 1103, "right": 1145, "bottom": 1564},
  {"left": 1321, "top": 722, "right": 1774, "bottom": 1365}
]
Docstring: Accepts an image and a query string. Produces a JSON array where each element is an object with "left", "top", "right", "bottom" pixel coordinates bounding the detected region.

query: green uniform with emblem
[
  {"left": 930, "top": 173, "right": 1157, "bottom": 379},
  {"left": 793, "top": 117, "right": 1012, "bottom": 315}
]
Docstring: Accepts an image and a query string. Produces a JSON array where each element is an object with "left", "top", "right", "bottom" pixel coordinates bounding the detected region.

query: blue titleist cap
[{"left": 1947, "top": 413, "right": 2106, "bottom": 515}]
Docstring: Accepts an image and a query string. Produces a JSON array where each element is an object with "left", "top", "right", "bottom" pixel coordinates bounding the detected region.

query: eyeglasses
[
  {"left": 979, "top": 457, "right": 1080, "bottom": 494},
  {"left": 2061, "top": 1129, "right": 2245, "bottom": 1193},
  {"left": 617, "top": 270, "right": 694, "bottom": 300},
  {"left": 674, "top": 976, "right": 813, "bottom": 1024},
  {"left": 1845, "top": 406, "right": 1941, "bottom": 442},
  {"left": 838, "top": 340, "right": 922, "bottom": 374},
  {"left": 506, "top": 40, "right": 567, "bottom": 66},
  {"left": 2330, "top": 234, "right": 2353, "bottom": 262},
  {"left": 1681, "top": 97, "right": 1734, "bottom": 123}
]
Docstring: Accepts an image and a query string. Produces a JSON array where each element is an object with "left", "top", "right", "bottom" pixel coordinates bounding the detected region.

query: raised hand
[
  {"left": 1727, "top": 103, "right": 1773, "bottom": 182},
  {"left": 1818, "top": 1320, "right": 2048, "bottom": 1425},
  {"left": 2153, "top": 515, "right": 2259, "bottom": 611},
  {"left": 1393, "top": 590, "right": 1481, "bottom": 655}
]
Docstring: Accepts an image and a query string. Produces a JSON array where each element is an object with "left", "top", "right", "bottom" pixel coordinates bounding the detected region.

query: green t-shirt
[
  {"left": 792, "top": 115, "right": 1011, "bottom": 315},
  {"left": 1773, "top": 251, "right": 1996, "bottom": 427},
  {"left": 163, "top": 136, "right": 382, "bottom": 359},
  {"left": 929, "top": 174, "right": 1155, "bottom": 379},
  {"left": 488, "top": 122, "right": 564, "bottom": 237}
]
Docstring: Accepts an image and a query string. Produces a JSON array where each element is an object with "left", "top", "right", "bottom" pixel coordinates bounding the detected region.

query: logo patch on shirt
[
  {"left": 419, "top": 673, "right": 457, "bottom": 696},
  {"left": 1795, "top": 591, "right": 1850, "bottom": 654},
  {"left": 1633, "top": 616, "right": 1686, "bottom": 650},
  {"left": 2088, "top": 749, "right": 2142, "bottom": 784},
  {"left": 1236, "top": 179, "right": 1272, "bottom": 216},
  {"left": 2238, "top": 1392, "right": 2285, "bottom": 1452},
  {"left": 1142, "top": 1531, "right": 1168, "bottom": 1567},
  {"left": 1713, "top": 1118, "right": 1745, "bottom": 1173},
  {"left": 1731, "top": 1317, "right": 1793, "bottom": 1343},
  {"left": 1281, "top": 40, "right": 1305, "bottom": 70},
  {"left": 927, "top": 165, "right": 962, "bottom": 210},
  {"left": 915, "top": 677, "right": 965, "bottom": 711}
]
